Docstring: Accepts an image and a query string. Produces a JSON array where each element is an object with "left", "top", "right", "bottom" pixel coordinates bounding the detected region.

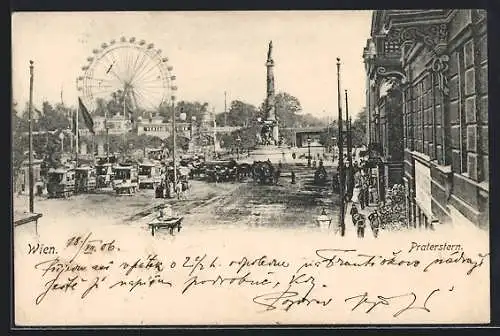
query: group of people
[
  {"left": 347, "top": 162, "right": 381, "bottom": 238},
  {"left": 350, "top": 162, "right": 378, "bottom": 209},
  {"left": 350, "top": 203, "right": 381, "bottom": 238},
  {"left": 155, "top": 169, "right": 190, "bottom": 200}
]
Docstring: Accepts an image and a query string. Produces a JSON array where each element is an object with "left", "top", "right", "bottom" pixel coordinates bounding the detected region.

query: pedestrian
[
  {"left": 275, "top": 168, "right": 281, "bottom": 185},
  {"left": 369, "top": 185, "right": 377, "bottom": 204},
  {"left": 176, "top": 179, "right": 183, "bottom": 199},
  {"left": 353, "top": 212, "right": 366, "bottom": 238},
  {"left": 350, "top": 204, "right": 358, "bottom": 226},
  {"left": 291, "top": 171, "right": 296, "bottom": 184},
  {"left": 157, "top": 204, "right": 173, "bottom": 220},
  {"left": 368, "top": 209, "right": 381, "bottom": 238},
  {"left": 292, "top": 152, "right": 296, "bottom": 160},
  {"left": 359, "top": 185, "right": 365, "bottom": 209},
  {"left": 352, "top": 183, "right": 360, "bottom": 205},
  {"left": 362, "top": 180, "right": 369, "bottom": 208}
]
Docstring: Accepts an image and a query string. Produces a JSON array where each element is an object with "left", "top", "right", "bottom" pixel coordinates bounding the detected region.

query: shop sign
[{"left": 414, "top": 160, "right": 432, "bottom": 217}]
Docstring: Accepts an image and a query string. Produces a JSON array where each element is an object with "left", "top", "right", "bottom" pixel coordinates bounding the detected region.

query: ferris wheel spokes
[
  {"left": 79, "top": 37, "right": 175, "bottom": 114},
  {"left": 129, "top": 51, "right": 151, "bottom": 84},
  {"left": 134, "top": 87, "right": 162, "bottom": 111},
  {"left": 130, "top": 56, "right": 165, "bottom": 86},
  {"left": 129, "top": 49, "right": 145, "bottom": 82},
  {"left": 101, "top": 53, "right": 127, "bottom": 85}
]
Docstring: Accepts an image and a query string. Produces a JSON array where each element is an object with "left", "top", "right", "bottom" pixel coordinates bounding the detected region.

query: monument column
[{"left": 265, "top": 41, "right": 279, "bottom": 143}]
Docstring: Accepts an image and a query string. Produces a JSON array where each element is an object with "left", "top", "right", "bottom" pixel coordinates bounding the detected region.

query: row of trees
[
  {"left": 318, "top": 108, "right": 367, "bottom": 149},
  {"left": 215, "top": 92, "right": 325, "bottom": 129},
  {"left": 12, "top": 92, "right": 368, "bottom": 172},
  {"left": 219, "top": 93, "right": 367, "bottom": 150}
]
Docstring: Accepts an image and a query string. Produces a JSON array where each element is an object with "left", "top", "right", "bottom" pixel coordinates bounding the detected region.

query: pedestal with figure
[{"left": 248, "top": 41, "right": 285, "bottom": 163}]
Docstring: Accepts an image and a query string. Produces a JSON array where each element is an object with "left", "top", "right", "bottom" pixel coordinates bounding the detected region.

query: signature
[
  {"left": 345, "top": 286, "right": 455, "bottom": 318},
  {"left": 252, "top": 273, "right": 332, "bottom": 312}
]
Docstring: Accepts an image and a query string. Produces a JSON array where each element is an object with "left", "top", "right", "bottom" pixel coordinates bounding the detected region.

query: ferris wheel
[{"left": 76, "top": 36, "right": 177, "bottom": 115}]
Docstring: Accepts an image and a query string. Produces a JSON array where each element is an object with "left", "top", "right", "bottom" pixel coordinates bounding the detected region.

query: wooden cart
[
  {"left": 148, "top": 216, "right": 184, "bottom": 236},
  {"left": 14, "top": 211, "right": 43, "bottom": 235}
]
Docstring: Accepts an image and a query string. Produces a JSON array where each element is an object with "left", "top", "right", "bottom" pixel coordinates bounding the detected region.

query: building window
[
  {"left": 414, "top": 81, "right": 424, "bottom": 154},
  {"left": 407, "top": 86, "right": 415, "bottom": 151},
  {"left": 457, "top": 52, "right": 468, "bottom": 173}
]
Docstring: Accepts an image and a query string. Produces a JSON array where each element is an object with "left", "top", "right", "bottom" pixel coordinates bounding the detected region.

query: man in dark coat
[
  {"left": 352, "top": 212, "right": 366, "bottom": 238},
  {"left": 350, "top": 204, "right": 359, "bottom": 226},
  {"left": 368, "top": 209, "right": 381, "bottom": 238}
]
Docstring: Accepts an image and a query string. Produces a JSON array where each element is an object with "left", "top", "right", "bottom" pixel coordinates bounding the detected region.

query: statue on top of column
[{"left": 267, "top": 40, "right": 273, "bottom": 61}]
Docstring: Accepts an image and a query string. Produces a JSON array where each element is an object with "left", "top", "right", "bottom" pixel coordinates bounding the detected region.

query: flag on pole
[{"left": 78, "top": 97, "right": 95, "bottom": 134}]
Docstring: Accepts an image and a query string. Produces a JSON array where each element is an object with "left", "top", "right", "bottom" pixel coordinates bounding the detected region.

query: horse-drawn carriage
[
  {"left": 113, "top": 165, "right": 139, "bottom": 195},
  {"left": 138, "top": 161, "right": 162, "bottom": 189},
  {"left": 95, "top": 163, "right": 114, "bottom": 188},
  {"left": 314, "top": 165, "right": 328, "bottom": 186},
  {"left": 95, "top": 155, "right": 117, "bottom": 188},
  {"left": 75, "top": 166, "right": 97, "bottom": 193},
  {"left": 237, "top": 163, "right": 253, "bottom": 180},
  {"left": 204, "top": 160, "right": 238, "bottom": 182},
  {"left": 47, "top": 167, "right": 76, "bottom": 198},
  {"left": 252, "top": 160, "right": 279, "bottom": 185}
]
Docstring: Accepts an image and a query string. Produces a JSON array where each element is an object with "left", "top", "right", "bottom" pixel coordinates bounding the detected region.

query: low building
[
  {"left": 137, "top": 119, "right": 191, "bottom": 139},
  {"left": 15, "top": 159, "right": 43, "bottom": 195}
]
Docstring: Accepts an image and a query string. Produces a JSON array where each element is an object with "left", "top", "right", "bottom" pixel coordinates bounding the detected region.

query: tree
[
  {"left": 165, "top": 101, "right": 210, "bottom": 124},
  {"left": 257, "top": 92, "right": 327, "bottom": 129},
  {"left": 319, "top": 120, "right": 338, "bottom": 149},
  {"left": 226, "top": 100, "right": 258, "bottom": 127},
  {"left": 30, "top": 101, "right": 70, "bottom": 132},
  {"left": 350, "top": 107, "right": 367, "bottom": 147},
  {"left": 94, "top": 98, "right": 108, "bottom": 117},
  {"left": 107, "top": 90, "right": 124, "bottom": 117},
  {"left": 274, "top": 92, "right": 303, "bottom": 128},
  {"left": 12, "top": 107, "right": 28, "bottom": 175}
]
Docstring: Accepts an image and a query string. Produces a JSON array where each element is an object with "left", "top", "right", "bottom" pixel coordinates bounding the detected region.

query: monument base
[{"left": 248, "top": 145, "right": 288, "bottom": 164}]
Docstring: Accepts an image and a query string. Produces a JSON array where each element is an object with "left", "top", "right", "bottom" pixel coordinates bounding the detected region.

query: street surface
[
  {"left": 13, "top": 147, "right": 340, "bottom": 238},
  {"left": 13, "top": 146, "right": 486, "bottom": 241}
]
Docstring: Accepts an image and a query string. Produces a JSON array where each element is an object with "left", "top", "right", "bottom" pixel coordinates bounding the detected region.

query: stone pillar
[
  {"left": 263, "top": 40, "right": 279, "bottom": 144},
  {"left": 80, "top": 142, "right": 88, "bottom": 155}
]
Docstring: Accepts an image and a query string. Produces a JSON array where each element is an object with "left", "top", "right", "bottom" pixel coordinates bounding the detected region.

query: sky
[{"left": 12, "top": 11, "right": 372, "bottom": 119}]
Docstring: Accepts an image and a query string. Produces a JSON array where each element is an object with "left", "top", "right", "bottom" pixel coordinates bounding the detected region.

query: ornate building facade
[{"left": 364, "top": 10, "right": 488, "bottom": 229}]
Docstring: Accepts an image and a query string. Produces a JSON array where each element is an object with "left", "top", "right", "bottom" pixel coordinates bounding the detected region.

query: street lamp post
[
  {"left": 28, "top": 60, "right": 35, "bottom": 213},
  {"left": 307, "top": 136, "right": 311, "bottom": 167},
  {"left": 190, "top": 115, "right": 196, "bottom": 151},
  {"left": 337, "top": 57, "right": 345, "bottom": 237},
  {"left": 331, "top": 137, "right": 336, "bottom": 162},
  {"left": 172, "top": 98, "right": 177, "bottom": 186},
  {"left": 59, "top": 132, "right": 65, "bottom": 153},
  {"left": 236, "top": 136, "right": 241, "bottom": 160},
  {"left": 345, "top": 90, "right": 353, "bottom": 169},
  {"left": 345, "top": 90, "right": 353, "bottom": 201}
]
